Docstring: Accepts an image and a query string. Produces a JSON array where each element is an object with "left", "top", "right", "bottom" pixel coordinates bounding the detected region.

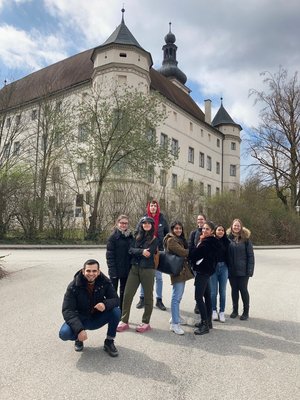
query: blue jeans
[
  {"left": 210, "top": 262, "right": 228, "bottom": 312},
  {"left": 140, "top": 269, "right": 163, "bottom": 299},
  {"left": 58, "top": 307, "right": 121, "bottom": 341},
  {"left": 171, "top": 281, "right": 185, "bottom": 324}
]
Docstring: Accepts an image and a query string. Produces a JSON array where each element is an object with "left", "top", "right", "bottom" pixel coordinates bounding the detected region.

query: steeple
[
  {"left": 158, "top": 23, "right": 187, "bottom": 85},
  {"left": 101, "top": 8, "right": 144, "bottom": 50},
  {"left": 212, "top": 98, "right": 242, "bottom": 130}
]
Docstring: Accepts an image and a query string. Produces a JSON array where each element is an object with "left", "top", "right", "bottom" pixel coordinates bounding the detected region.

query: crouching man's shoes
[
  {"left": 74, "top": 340, "right": 83, "bottom": 352},
  {"left": 103, "top": 339, "right": 119, "bottom": 357}
]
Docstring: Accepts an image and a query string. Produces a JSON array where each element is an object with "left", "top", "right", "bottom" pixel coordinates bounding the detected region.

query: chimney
[{"left": 204, "top": 99, "right": 211, "bottom": 124}]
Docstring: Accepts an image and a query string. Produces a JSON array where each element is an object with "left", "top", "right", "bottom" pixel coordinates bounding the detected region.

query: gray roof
[
  {"left": 212, "top": 102, "right": 242, "bottom": 130},
  {"left": 102, "top": 19, "right": 143, "bottom": 49}
]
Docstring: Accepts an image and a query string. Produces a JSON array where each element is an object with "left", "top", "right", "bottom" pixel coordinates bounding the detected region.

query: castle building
[{"left": 0, "top": 10, "right": 241, "bottom": 221}]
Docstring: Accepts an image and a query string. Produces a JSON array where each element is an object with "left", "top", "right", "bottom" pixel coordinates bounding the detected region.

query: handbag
[{"left": 157, "top": 251, "right": 185, "bottom": 276}]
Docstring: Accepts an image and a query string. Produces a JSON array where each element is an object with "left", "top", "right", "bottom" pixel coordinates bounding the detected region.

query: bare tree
[
  {"left": 248, "top": 67, "right": 300, "bottom": 210},
  {"left": 69, "top": 84, "right": 176, "bottom": 240}
]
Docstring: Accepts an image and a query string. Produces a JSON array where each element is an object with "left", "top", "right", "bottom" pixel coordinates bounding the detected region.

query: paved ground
[{"left": 0, "top": 248, "right": 299, "bottom": 400}]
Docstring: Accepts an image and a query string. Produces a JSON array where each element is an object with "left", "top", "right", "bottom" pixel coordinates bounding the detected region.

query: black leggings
[
  {"left": 195, "top": 273, "right": 212, "bottom": 321},
  {"left": 229, "top": 276, "right": 249, "bottom": 313},
  {"left": 110, "top": 276, "right": 128, "bottom": 311}
]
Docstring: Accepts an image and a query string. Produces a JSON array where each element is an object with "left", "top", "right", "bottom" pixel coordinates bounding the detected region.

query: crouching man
[{"left": 59, "top": 259, "right": 121, "bottom": 357}]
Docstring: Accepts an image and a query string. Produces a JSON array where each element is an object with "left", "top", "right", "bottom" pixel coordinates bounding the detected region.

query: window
[
  {"left": 56, "top": 101, "right": 62, "bottom": 112},
  {"left": 217, "top": 138, "right": 220, "bottom": 148},
  {"left": 77, "top": 163, "right": 87, "bottom": 180},
  {"left": 171, "top": 138, "right": 179, "bottom": 156},
  {"left": 190, "top": 122, "right": 193, "bottom": 132},
  {"left": 114, "top": 189, "right": 123, "bottom": 205},
  {"left": 148, "top": 165, "right": 155, "bottom": 183},
  {"left": 6, "top": 117, "right": 11, "bottom": 128},
  {"left": 15, "top": 115, "right": 21, "bottom": 125},
  {"left": 3, "top": 143, "right": 10, "bottom": 158},
  {"left": 78, "top": 124, "right": 88, "bottom": 142},
  {"left": 188, "top": 147, "right": 194, "bottom": 163},
  {"left": 207, "top": 184, "right": 212, "bottom": 197},
  {"left": 31, "top": 109, "right": 37, "bottom": 120},
  {"left": 230, "top": 164, "right": 237, "bottom": 176},
  {"left": 208, "top": 133, "right": 211, "bottom": 142},
  {"left": 199, "top": 152, "right": 205, "bottom": 168},
  {"left": 216, "top": 161, "right": 220, "bottom": 175},
  {"left": 199, "top": 182, "right": 204, "bottom": 195},
  {"left": 171, "top": 173, "right": 177, "bottom": 189},
  {"left": 13, "top": 141, "right": 20, "bottom": 156},
  {"left": 216, "top": 187, "right": 220, "bottom": 195},
  {"left": 146, "top": 128, "right": 156, "bottom": 143},
  {"left": 207, "top": 156, "right": 212, "bottom": 171},
  {"left": 160, "top": 133, "right": 168, "bottom": 149},
  {"left": 231, "top": 142, "right": 236, "bottom": 150},
  {"left": 52, "top": 166, "right": 60, "bottom": 183},
  {"left": 118, "top": 75, "right": 127, "bottom": 84},
  {"left": 76, "top": 194, "right": 84, "bottom": 207},
  {"left": 188, "top": 178, "right": 193, "bottom": 191},
  {"left": 160, "top": 169, "right": 167, "bottom": 187}
]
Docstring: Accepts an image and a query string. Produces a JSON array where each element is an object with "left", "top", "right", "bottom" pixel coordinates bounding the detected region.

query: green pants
[{"left": 121, "top": 265, "right": 155, "bottom": 324}]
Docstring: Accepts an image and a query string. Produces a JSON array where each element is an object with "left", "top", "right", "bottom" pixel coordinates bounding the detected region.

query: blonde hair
[{"left": 230, "top": 218, "right": 247, "bottom": 241}]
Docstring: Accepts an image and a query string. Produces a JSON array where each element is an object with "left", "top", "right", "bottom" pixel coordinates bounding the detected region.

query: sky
[{"left": 0, "top": 0, "right": 300, "bottom": 176}]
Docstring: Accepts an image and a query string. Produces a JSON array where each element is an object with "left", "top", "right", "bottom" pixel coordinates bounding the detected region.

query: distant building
[{"left": 0, "top": 10, "right": 241, "bottom": 221}]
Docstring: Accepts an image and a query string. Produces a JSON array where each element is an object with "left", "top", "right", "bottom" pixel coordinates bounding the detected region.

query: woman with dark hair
[
  {"left": 117, "top": 216, "right": 158, "bottom": 333},
  {"left": 227, "top": 218, "right": 255, "bottom": 321},
  {"left": 190, "top": 221, "right": 220, "bottom": 335},
  {"left": 106, "top": 215, "right": 133, "bottom": 312},
  {"left": 164, "top": 221, "right": 194, "bottom": 335},
  {"left": 210, "top": 224, "right": 230, "bottom": 323}
]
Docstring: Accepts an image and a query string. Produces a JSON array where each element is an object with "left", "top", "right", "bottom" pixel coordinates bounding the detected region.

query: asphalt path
[{"left": 0, "top": 248, "right": 299, "bottom": 400}]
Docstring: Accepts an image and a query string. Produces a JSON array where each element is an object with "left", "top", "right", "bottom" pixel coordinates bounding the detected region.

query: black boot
[
  {"left": 136, "top": 297, "right": 144, "bottom": 309},
  {"left": 194, "top": 320, "right": 209, "bottom": 335},
  {"left": 156, "top": 298, "right": 166, "bottom": 311},
  {"left": 240, "top": 307, "right": 249, "bottom": 320},
  {"left": 230, "top": 307, "right": 238, "bottom": 318},
  {"left": 103, "top": 339, "right": 119, "bottom": 357}
]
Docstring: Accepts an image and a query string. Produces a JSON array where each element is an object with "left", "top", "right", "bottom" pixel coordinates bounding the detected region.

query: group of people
[{"left": 58, "top": 200, "right": 255, "bottom": 357}]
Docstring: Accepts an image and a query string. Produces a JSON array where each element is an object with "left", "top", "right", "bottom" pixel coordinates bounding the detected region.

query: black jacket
[
  {"left": 188, "top": 227, "right": 202, "bottom": 252},
  {"left": 227, "top": 228, "right": 255, "bottom": 277},
  {"left": 189, "top": 236, "right": 221, "bottom": 276},
  {"left": 62, "top": 270, "right": 119, "bottom": 336},
  {"left": 129, "top": 237, "right": 159, "bottom": 269},
  {"left": 216, "top": 235, "right": 230, "bottom": 265},
  {"left": 106, "top": 229, "right": 133, "bottom": 279}
]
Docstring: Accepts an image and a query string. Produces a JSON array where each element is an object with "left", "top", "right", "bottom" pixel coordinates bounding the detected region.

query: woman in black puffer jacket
[
  {"left": 190, "top": 221, "right": 221, "bottom": 335},
  {"left": 227, "top": 218, "right": 255, "bottom": 321},
  {"left": 106, "top": 215, "right": 133, "bottom": 311}
]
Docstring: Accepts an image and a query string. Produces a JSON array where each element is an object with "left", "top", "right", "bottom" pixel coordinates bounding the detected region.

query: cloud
[{"left": 0, "top": 24, "right": 68, "bottom": 73}]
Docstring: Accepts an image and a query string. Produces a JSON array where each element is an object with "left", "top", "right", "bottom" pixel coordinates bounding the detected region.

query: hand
[
  {"left": 78, "top": 330, "right": 88, "bottom": 341},
  {"left": 143, "top": 248, "right": 151, "bottom": 258},
  {"left": 94, "top": 302, "right": 106, "bottom": 312}
]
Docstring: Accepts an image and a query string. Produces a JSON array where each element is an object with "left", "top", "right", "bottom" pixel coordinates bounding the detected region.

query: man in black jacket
[{"left": 59, "top": 259, "right": 121, "bottom": 357}]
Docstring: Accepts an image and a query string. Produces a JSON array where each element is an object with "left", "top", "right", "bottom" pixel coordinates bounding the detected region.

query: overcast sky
[{"left": 1, "top": 0, "right": 300, "bottom": 174}]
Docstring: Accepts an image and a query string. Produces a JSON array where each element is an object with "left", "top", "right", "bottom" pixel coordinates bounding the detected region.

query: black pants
[
  {"left": 195, "top": 273, "right": 212, "bottom": 321},
  {"left": 110, "top": 277, "right": 128, "bottom": 311},
  {"left": 229, "top": 276, "right": 250, "bottom": 313}
]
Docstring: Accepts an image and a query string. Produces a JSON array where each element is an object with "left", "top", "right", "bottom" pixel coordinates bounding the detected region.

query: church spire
[{"left": 158, "top": 23, "right": 187, "bottom": 85}]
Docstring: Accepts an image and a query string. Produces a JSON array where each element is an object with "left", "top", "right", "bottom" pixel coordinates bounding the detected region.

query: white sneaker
[
  {"left": 169, "top": 316, "right": 187, "bottom": 325},
  {"left": 219, "top": 312, "right": 225, "bottom": 323},
  {"left": 171, "top": 323, "right": 184, "bottom": 335},
  {"left": 212, "top": 310, "right": 219, "bottom": 321}
]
